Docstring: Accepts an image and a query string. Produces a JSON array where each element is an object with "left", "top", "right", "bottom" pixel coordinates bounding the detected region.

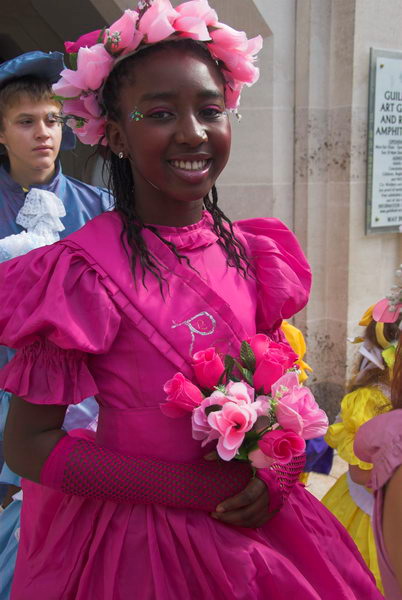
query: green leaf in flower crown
[
  {"left": 240, "top": 341, "right": 256, "bottom": 372},
  {"left": 68, "top": 53, "right": 78, "bottom": 71}
]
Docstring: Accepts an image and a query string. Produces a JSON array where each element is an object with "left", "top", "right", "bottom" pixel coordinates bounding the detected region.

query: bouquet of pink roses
[{"left": 160, "top": 334, "right": 328, "bottom": 468}]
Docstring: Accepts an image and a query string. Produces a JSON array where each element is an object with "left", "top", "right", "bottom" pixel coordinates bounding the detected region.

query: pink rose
[
  {"left": 225, "top": 380, "right": 255, "bottom": 404},
  {"left": 257, "top": 429, "right": 306, "bottom": 465},
  {"left": 161, "top": 372, "right": 203, "bottom": 418},
  {"left": 209, "top": 24, "right": 262, "bottom": 84},
  {"left": 64, "top": 30, "right": 102, "bottom": 54},
  {"left": 247, "top": 333, "right": 271, "bottom": 365},
  {"left": 174, "top": 0, "right": 217, "bottom": 41},
  {"left": 273, "top": 373, "right": 329, "bottom": 440},
  {"left": 208, "top": 401, "right": 258, "bottom": 460},
  {"left": 248, "top": 334, "right": 298, "bottom": 368},
  {"left": 138, "top": 0, "right": 178, "bottom": 44},
  {"left": 175, "top": 0, "right": 217, "bottom": 25},
  {"left": 191, "top": 390, "right": 229, "bottom": 442},
  {"left": 253, "top": 355, "right": 286, "bottom": 394},
  {"left": 54, "top": 45, "right": 114, "bottom": 95},
  {"left": 192, "top": 348, "right": 224, "bottom": 390},
  {"left": 104, "top": 9, "right": 143, "bottom": 56}
]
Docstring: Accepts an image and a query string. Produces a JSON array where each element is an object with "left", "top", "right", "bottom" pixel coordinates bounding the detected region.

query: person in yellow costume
[
  {"left": 322, "top": 304, "right": 399, "bottom": 593},
  {"left": 281, "top": 321, "right": 334, "bottom": 483}
]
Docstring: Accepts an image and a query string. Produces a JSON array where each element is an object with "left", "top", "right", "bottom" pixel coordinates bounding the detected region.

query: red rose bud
[
  {"left": 192, "top": 348, "right": 225, "bottom": 390},
  {"left": 161, "top": 373, "right": 203, "bottom": 418}
]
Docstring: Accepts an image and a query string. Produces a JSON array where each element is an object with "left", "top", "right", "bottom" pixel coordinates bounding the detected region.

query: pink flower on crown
[
  {"left": 139, "top": 0, "right": 178, "bottom": 43},
  {"left": 54, "top": 44, "right": 114, "bottom": 97},
  {"left": 103, "top": 9, "right": 144, "bottom": 56},
  {"left": 208, "top": 24, "right": 262, "bottom": 96},
  {"left": 174, "top": 0, "right": 218, "bottom": 41},
  {"left": 65, "top": 30, "right": 102, "bottom": 54},
  {"left": 63, "top": 96, "right": 106, "bottom": 146}
]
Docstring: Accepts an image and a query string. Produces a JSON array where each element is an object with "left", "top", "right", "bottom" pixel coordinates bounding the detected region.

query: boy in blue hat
[{"left": 0, "top": 50, "right": 111, "bottom": 600}]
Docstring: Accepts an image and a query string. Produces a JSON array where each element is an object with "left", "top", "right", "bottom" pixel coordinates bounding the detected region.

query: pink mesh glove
[
  {"left": 257, "top": 454, "right": 306, "bottom": 513},
  {"left": 40, "top": 435, "right": 304, "bottom": 512},
  {"left": 40, "top": 435, "right": 252, "bottom": 511}
]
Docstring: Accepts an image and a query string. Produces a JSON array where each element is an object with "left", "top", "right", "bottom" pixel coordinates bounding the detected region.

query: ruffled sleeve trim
[
  {"left": 354, "top": 410, "right": 402, "bottom": 490},
  {"left": 325, "top": 387, "right": 391, "bottom": 468},
  {"left": 235, "top": 218, "right": 312, "bottom": 332},
  {"left": 0, "top": 239, "right": 121, "bottom": 406},
  {"left": 0, "top": 339, "right": 98, "bottom": 405}
]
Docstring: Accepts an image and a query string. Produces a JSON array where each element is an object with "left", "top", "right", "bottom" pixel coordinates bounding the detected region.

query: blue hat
[{"left": 0, "top": 51, "right": 75, "bottom": 150}]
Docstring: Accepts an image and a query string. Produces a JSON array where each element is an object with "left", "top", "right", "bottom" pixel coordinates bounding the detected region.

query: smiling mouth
[{"left": 169, "top": 159, "right": 209, "bottom": 171}]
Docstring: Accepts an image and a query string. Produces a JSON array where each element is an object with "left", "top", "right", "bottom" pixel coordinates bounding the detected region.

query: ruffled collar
[{"left": 147, "top": 211, "right": 218, "bottom": 251}]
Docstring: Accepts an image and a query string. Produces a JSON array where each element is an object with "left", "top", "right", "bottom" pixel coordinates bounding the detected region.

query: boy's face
[{"left": 0, "top": 94, "right": 63, "bottom": 181}]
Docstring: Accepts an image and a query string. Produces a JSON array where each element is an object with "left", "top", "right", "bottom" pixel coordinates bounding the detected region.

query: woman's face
[{"left": 107, "top": 47, "right": 231, "bottom": 225}]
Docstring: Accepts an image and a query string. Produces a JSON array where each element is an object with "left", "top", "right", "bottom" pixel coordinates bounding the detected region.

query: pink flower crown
[
  {"left": 54, "top": 0, "right": 263, "bottom": 146},
  {"left": 373, "top": 265, "right": 402, "bottom": 327}
]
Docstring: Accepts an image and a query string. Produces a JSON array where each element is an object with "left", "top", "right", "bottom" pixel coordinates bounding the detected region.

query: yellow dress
[{"left": 322, "top": 385, "right": 391, "bottom": 592}]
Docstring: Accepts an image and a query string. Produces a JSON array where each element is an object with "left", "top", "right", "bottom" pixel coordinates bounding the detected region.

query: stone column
[{"left": 294, "top": 0, "right": 402, "bottom": 419}]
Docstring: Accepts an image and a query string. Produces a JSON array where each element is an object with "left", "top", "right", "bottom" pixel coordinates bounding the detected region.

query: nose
[
  {"left": 175, "top": 114, "right": 208, "bottom": 146},
  {"left": 34, "top": 119, "right": 51, "bottom": 140}
]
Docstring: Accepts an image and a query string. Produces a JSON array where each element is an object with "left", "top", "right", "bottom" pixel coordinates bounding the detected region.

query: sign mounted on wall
[{"left": 367, "top": 48, "right": 402, "bottom": 234}]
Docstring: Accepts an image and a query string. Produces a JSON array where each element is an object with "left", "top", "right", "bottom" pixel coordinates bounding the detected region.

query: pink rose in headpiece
[
  {"left": 372, "top": 298, "right": 402, "bottom": 323},
  {"left": 174, "top": 0, "right": 218, "bottom": 41},
  {"left": 54, "top": 44, "right": 114, "bottom": 96},
  {"left": 139, "top": 0, "right": 178, "bottom": 43},
  {"left": 209, "top": 24, "right": 262, "bottom": 87},
  {"left": 104, "top": 9, "right": 144, "bottom": 56},
  {"left": 74, "top": 116, "right": 108, "bottom": 147},
  {"left": 64, "top": 30, "right": 102, "bottom": 54}
]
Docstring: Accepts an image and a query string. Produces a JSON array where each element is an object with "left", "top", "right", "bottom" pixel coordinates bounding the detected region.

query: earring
[{"left": 118, "top": 151, "right": 124, "bottom": 159}]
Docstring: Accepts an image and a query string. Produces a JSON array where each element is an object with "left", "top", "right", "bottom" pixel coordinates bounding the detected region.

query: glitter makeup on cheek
[{"left": 129, "top": 108, "right": 144, "bottom": 122}]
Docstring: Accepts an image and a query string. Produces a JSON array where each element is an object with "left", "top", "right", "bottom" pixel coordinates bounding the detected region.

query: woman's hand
[
  {"left": 204, "top": 451, "right": 275, "bottom": 528},
  {"left": 212, "top": 476, "right": 274, "bottom": 528}
]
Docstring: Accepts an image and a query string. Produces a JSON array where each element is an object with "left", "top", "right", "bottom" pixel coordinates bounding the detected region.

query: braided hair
[{"left": 102, "top": 39, "right": 251, "bottom": 288}]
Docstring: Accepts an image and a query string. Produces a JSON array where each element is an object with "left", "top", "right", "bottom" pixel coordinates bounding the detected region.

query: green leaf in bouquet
[
  {"left": 233, "top": 360, "right": 254, "bottom": 386},
  {"left": 224, "top": 354, "right": 235, "bottom": 374},
  {"left": 240, "top": 341, "right": 256, "bottom": 372},
  {"left": 235, "top": 446, "right": 250, "bottom": 461},
  {"left": 204, "top": 404, "right": 222, "bottom": 416}
]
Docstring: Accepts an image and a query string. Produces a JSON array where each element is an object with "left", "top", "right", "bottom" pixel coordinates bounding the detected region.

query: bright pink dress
[
  {"left": 0, "top": 212, "right": 383, "bottom": 600},
  {"left": 355, "top": 410, "right": 402, "bottom": 600}
]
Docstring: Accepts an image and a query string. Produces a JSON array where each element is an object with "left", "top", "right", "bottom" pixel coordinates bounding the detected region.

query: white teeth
[{"left": 171, "top": 159, "right": 208, "bottom": 171}]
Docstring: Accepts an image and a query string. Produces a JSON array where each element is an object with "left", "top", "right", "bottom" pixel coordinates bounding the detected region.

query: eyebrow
[
  {"left": 14, "top": 111, "right": 61, "bottom": 118},
  {"left": 139, "top": 89, "right": 224, "bottom": 102}
]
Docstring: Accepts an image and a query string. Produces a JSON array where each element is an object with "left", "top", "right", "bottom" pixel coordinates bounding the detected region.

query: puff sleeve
[
  {"left": 0, "top": 242, "right": 121, "bottom": 405},
  {"left": 354, "top": 409, "right": 402, "bottom": 490},
  {"left": 325, "top": 386, "right": 392, "bottom": 469},
  {"left": 235, "top": 218, "right": 312, "bottom": 331}
]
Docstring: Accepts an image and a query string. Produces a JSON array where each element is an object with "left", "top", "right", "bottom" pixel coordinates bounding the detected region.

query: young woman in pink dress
[{"left": 0, "top": 2, "right": 384, "bottom": 598}]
